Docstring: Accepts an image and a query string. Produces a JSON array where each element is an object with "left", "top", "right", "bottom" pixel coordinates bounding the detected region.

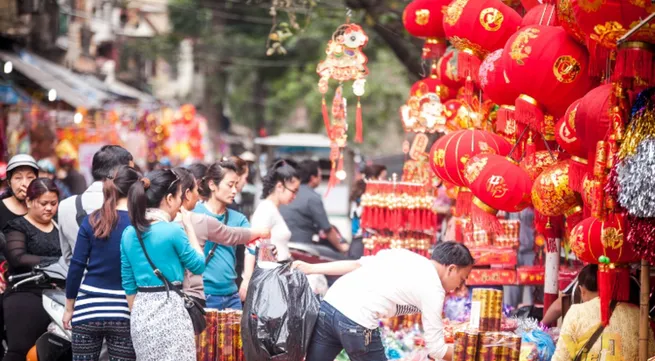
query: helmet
[{"left": 6, "top": 154, "right": 39, "bottom": 178}]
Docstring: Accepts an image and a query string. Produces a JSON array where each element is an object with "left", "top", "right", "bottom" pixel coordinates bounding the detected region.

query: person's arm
[
  {"left": 309, "top": 196, "right": 348, "bottom": 253},
  {"left": 5, "top": 230, "right": 58, "bottom": 268},
  {"left": 120, "top": 235, "right": 138, "bottom": 297},
  {"left": 420, "top": 287, "right": 451, "bottom": 361},
  {"left": 239, "top": 251, "right": 256, "bottom": 301},
  {"left": 292, "top": 260, "right": 362, "bottom": 276},
  {"left": 65, "top": 219, "right": 92, "bottom": 301},
  {"left": 172, "top": 224, "right": 205, "bottom": 275},
  {"left": 126, "top": 294, "right": 135, "bottom": 311},
  {"left": 200, "top": 214, "right": 269, "bottom": 246},
  {"left": 542, "top": 294, "right": 563, "bottom": 326},
  {"left": 63, "top": 298, "right": 75, "bottom": 330}
]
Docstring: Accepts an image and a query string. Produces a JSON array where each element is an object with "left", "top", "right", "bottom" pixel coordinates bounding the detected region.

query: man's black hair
[
  {"left": 91, "top": 145, "right": 134, "bottom": 181},
  {"left": 298, "top": 159, "right": 320, "bottom": 184},
  {"left": 577, "top": 264, "right": 598, "bottom": 292},
  {"left": 431, "top": 241, "right": 475, "bottom": 267}
]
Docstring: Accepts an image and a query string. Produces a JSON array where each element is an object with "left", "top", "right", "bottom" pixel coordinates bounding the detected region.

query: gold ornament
[
  {"left": 510, "top": 28, "right": 540, "bottom": 66},
  {"left": 577, "top": 0, "right": 606, "bottom": 12},
  {"left": 416, "top": 9, "right": 430, "bottom": 26},
  {"left": 479, "top": 8, "right": 504, "bottom": 32},
  {"left": 553, "top": 55, "right": 582, "bottom": 84},
  {"left": 601, "top": 227, "right": 624, "bottom": 250},
  {"left": 444, "top": 0, "right": 467, "bottom": 26}
]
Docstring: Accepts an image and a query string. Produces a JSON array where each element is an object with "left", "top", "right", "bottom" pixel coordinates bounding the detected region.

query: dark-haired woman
[
  {"left": 194, "top": 161, "right": 251, "bottom": 310},
  {"left": 0, "top": 154, "right": 38, "bottom": 231},
  {"left": 173, "top": 167, "right": 269, "bottom": 306},
  {"left": 187, "top": 163, "right": 208, "bottom": 202},
  {"left": 63, "top": 165, "right": 137, "bottom": 361},
  {"left": 239, "top": 161, "right": 299, "bottom": 300},
  {"left": 3, "top": 178, "right": 61, "bottom": 361},
  {"left": 121, "top": 169, "right": 205, "bottom": 361},
  {"left": 552, "top": 265, "right": 655, "bottom": 361}
]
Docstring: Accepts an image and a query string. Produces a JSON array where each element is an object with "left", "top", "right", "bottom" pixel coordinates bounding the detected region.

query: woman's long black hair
[
  {"left": 127, "top": 169, "right": 181, "bottom": 239},
  {"left": 261, "top": 159, "right": 298, "bottom": 199}
]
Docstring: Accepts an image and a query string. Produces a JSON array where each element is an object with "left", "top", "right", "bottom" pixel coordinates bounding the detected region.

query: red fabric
[
  {"left": 410, "top": 75, "right": 454, "bottom": 101},
  {"left": 555, "top": 100, "right": 586, "bottom": 158},
  {"left": 569, "top": 214, "right": 640, "bottom": 264},
  {"left": 402, "top": 0, "right": 450, "bottom": 38},
  {"left": 466, "top": 154, "right": 533, "bottom": 213},
  {"left": 479, "top": 49, "right": 519, "bottom": 106},
  {"left": 436, "top": 49, "right": 464, "bottom": 89},
  {"left": 521, "top": 4, "right": 560, "bottom": 27}
]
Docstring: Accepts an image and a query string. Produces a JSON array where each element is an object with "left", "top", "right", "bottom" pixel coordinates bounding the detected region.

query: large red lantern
[
  {"left": 464, "top": 153, "right": 532, "bottom": 232},
  {"left": 503, "top": 25, "right": 594, "bottom": 131},
  {"left": 479, "top": 49, "right": 518, "bottom": 106},
  {"left": 443, "top": 0, "right": 522, "bottom": 81},
  {"left": 570, "top": 214, "right": 639, "bottom": 264},
  {"left": 532, "top": 160, "right": 584, "bottom": 229},
  {"left": 555, "top": 99, "right": 586, "bottom": 160},
  {"left": 436, "top": 47, "right": 464, "bottom": 89},
  {"left": 556, "top": 0, "right": 586, "bottom": 45},
  {"left": 571, "top": 0, "right": 655, "bottom": 82},
  {"left": 402, "top": 0, "right": 452, "bottom": 60},
  {"left": 430, "top": 129, "right": 512, "bottom": 187},
  {"left": 521, "top": 4, "right": 560, "bottom": 27}
]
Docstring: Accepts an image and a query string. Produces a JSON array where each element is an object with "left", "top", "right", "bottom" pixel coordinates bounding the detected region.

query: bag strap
[
  {"left": 135, "top": 231, "right": 176, "bottom": 295},
  {"left": 205, "top": 210, "right": 229, "bottom": 265},
  {"left": 75, "top": 195, "right": 87, "bottom": 227},
  {"left": 573, "top": 300, "right": 618, "bottom": 361}
]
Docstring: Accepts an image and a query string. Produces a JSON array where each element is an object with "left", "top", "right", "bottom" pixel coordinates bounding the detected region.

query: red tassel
[
  {"left": 355, "top": 98, "right": 363, "bottom": 143},
  {"left": 457, "top": 51, "right": 481, "bottom": 84},
  {"left": 471, "top": 197, "right": 503, "bottom": 235},
  {"left": 568, "top": 157, "right": 588, "bottom": 194},
  {"left": 586, "top": 40, "right": 614, "bottom": 78},
  {"left": 613, "top": 44, "right": 655, "bottom": 86},
  {"left": 515, "top": 94, "right": 545, "bottom": 131},
  {"left": 598, "top": 264, "right": 613, "bottom": 326},
  {"left": 456, "top": 188, "right": 472, "bottom": 217},
  {"left": 422, "top": 38, "right": 447, "bottom": 61},
  {"left": 322, "top": 98, "right": 331, "bottom": 134},
  {"left": 496, "top": 105, "right": 515, "bottom": 133}
]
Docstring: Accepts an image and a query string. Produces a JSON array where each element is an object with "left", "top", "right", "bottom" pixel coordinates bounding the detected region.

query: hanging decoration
[
  {"left": 520, "top": 4, "right": 560, "bottom": 27},
  {"left": 402, "top": 0, "right": 452, "bottom": 60},
  {"left": 436, "top": 47, "right": 465, "bottom": 89},
  {"left": 531, "top": 160, "right": 584, "bottom": 231},
  {"left": 400, "top": 71, "right": 453, "bottom": 133},
  {"left": 556, "top": 0, "right": 587, "bottom": 45},
  {"left": 519, "top": 151, "right": 563, "bottom": 182}
]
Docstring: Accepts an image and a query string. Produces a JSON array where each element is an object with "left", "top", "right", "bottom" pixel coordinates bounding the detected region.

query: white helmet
[{"left": 6, "top": 154, "right": 39, "bottom": 178}]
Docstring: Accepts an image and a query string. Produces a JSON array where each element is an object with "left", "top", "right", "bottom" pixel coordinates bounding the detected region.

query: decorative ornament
[
  {"left": 521, "top": 4, "right": 560, "bottom": 27},
  {"left": 617, "top": 139, "right": 655, "bottom": 217},
  {"left": 520, "top": 150, "right": 562, "bottom": 181},
  {"left": 503, "top": 25, "right": 594, "bottom": 131},
  {"left": 402, "top": 0, "right": 452, "bottom": 60},
  {"left": 400, "top": 71, "right": 454, "bottom": 133},
  {"left": 556, "top": 0, "right": 587, "bottom": 44},
  {"left": 531, "top": 160, "right": 584, "bottom": 231}
]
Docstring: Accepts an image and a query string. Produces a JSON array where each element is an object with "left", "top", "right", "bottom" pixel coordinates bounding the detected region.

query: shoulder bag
[
  {"left": 573, "top": 300, "right": 618, "bottom": 361},
  {"left": 136, "top": 233, "right": 207, "bottom": 335}
]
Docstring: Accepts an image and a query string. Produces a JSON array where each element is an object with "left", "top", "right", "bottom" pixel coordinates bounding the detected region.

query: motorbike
[{"left": 8, "top": 262, "right": 71, "bottom": 361}]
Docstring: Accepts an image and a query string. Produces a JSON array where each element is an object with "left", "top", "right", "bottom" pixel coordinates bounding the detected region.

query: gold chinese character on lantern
[
  {"left": 510, "top": 28, "right": 540, "bottom": 66},
  {"left": 486, "top": 175, "right": 509, "bottom": 198},
  {"left": 479, "top": 8, "right": 504, "bottom": 32},
  {"left": 415, "top": 9, "right": 430, "bottom": 26},
  {"left": 553, "top": 55, "right": 582, "bottom": 84},
  {"left": 601, "top": 227, "right": 624, "bottom": 250}
]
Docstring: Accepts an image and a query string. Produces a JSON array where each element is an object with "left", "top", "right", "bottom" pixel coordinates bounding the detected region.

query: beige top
[
  {"left": 175, "top": 213, "right": 252, "bottom": 299},
  {"left": 553, "top": 297, "right": 655, "bottom": 361}
]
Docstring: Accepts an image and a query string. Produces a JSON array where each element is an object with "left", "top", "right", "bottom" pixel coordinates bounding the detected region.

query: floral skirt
[{"left": 130, "top": 291, "right": 196, "bottom": 361}]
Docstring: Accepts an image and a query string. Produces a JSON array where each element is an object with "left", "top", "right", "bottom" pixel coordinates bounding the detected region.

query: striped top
[{"left": 66, "top": 211, "right": 132, "bottom": 325}]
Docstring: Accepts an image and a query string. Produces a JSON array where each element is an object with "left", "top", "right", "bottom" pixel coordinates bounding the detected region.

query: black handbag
[{"left": 136, "top": 233, "right": 207, "bottom": 335}]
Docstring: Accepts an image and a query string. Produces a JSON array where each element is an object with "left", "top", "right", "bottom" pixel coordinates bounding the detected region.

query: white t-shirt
[
  {"left": 324, "top": 249, "right": 448, "bottom": 361},
  {"left": 250, "top": 199, "right": 291, "bottom": 261}
]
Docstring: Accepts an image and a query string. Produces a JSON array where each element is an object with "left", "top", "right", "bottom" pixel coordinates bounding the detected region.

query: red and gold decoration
[
  {"left": 402, "top": 0, "right": 452, "bottom": 60},
  {"left": 196, "top": 310, "right": 243, "bottom": 361},
  {"left": 556, "top": 0, "right": 587, "bottom": 45},
  {"left": 360, "top": 181, "right": 436, "bottom": 233},
  {"left": 400, "top": 70, "right": 453, "bottom": 133},
  {"left": 503, "top": 25, "right": 594, "bottom": 131},
  {"left": 520, "top": 3, "right": 560, "bottom": 27},
  {"left": 531, "top": 160, "right": 584, "bottom": 230},
  {"left": 464, "top": 154, "right": 532, "bottom": 233},
  {"left": 437, "top": 47, "right": 465, "bottom": 89},
  {"left": 443, "top": 0, "right": 522, "bottom": 83},
  {"left": 519, "top": 150, "right": 563, "bottom": 182}
]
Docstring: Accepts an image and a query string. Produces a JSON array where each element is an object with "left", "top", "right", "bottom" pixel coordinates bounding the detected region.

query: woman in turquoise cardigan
[{"left": 121, "top": 169, "right": 204, "bottom": 361}]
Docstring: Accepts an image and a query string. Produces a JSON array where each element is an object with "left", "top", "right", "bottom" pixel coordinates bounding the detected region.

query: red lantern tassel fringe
[
  {"left": 456, "top": 188, "right": 472, "bottom": 217},
  {"left": 471, "top": 197, "right": 503, "bottom": 235},
  {"left": 355, "top": 98, "right": 363, "bottom": 143},
  {"left": 613, "top": 44, "right": 655, "bottom": 86},
  {"left": 515, "top": 94, "right": 545, "bottom": 131},
  {"left": 568, "top": 157, "right": 588, "bottom": 194},
  {"left": 496, "top": 105, "right": 514, "bottom": 133},
  {"left": 598, "top": 265, "right": 631, "bottom": 326},
  {"left": 322, "top": 98, "right": 331, "bottom": 134},
  {"left": 457, "top": 51, "right": 481, "bottom": 84},
  {"left": 586, "top": 41, "right": 613, "bottom": 78}
]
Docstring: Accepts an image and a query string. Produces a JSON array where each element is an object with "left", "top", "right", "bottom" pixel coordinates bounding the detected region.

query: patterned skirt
[{"left": 130, "top": 291, "right": 196, "bottom": 361}]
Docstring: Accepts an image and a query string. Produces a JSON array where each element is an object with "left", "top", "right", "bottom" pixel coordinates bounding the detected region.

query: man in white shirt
[
  {"left": 58, "top": 145, "right": 133, "bottom": 271},
  {"left": 292, "top": 241, "right": 474, "bottom": 361}
]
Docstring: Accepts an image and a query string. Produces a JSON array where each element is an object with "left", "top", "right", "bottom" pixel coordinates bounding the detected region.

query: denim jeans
[
  {"left": 305, "top": 301, "right": 386, "bottom": 361},
  {"left": 205, "top": 293, "right": 242, "bottom": 310}
]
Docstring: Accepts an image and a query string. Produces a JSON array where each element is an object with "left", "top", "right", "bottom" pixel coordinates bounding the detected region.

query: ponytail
[
  {"left": 128, "top": 178, "right": 149, "bottom": 240},
  {"left": 90, "top": 165, "right": 140, "bottom": 239},
  {"left": 127, "top": 169, "right": 181, "bottom": 239}
]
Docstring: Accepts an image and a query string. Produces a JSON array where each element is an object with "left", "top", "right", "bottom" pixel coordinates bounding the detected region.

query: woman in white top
[{"left": 239, "top": 160, "right": 299, "bottom": 300}]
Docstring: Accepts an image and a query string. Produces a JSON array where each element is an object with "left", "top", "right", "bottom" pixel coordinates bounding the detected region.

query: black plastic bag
[{"left": 241, "top": 262, "right": 320, "bottom": 361}]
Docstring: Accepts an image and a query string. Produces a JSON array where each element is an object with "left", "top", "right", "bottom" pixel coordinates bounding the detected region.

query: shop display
[{"left": 196, "top": 309, "right": 243, "bottom": 361}]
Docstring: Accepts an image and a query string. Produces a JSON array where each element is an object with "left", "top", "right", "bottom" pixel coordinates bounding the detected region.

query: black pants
[{"left": 2, "top": 291, "right": 50, "bottom": 361}]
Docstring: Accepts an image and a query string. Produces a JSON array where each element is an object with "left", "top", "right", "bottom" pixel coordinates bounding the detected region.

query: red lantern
[
  {"left": 443, "top": 0, "right": 522, "bottom": 81},
  {"left": 521, "top": 0, "right": 540, "bottom": 10},
  {"left": 402, "top": 0, "right": 452, "bottom": 60},
  {"left": 556, "top": 0, "right": 586, "bottom": 45},
  {"left": 555, "top": 99, "right": 586, "bottom": 160},
  {"left": 571, "top": 0, "right": 655, "bottom": 80},
  {"left": 503, "top": 25, "right": 594, "bottom": 131},
  {"left": 436, "top": 48, "right": 465, "bottom": 89},
  {"left": 570, "top": 214, "right": 639, "bottom": 264},
  {"left": 520, "top": 150, "right": 563, "bottom": 181},
  {"left": 570, "top": 84, "right": 612, "bottom": 193},
  {"left": 410, "top": 74, "right": 454, "bottom": 102},
  {"left": 430, "top": 129, "right": 512, "bottom": 187},
  {"left": 521, "top": 4, "right": 560, "bottom": 27},
  {"left": 464, "top": 154, "right": 533, "bottom": 232},
  {"left": 479, "top": 49, "right": 519, "bottom": 106}
]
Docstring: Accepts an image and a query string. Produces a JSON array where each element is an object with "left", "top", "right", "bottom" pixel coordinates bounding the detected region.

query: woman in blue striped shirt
[
  {"left": 63, "top": 165, "right": 138, "bottom": 361},
  {"left": 63, "top": 166, "right": 140, "bottom": 360}
]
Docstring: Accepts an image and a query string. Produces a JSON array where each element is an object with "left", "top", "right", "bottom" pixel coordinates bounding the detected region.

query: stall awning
[{"left": 0, "top": 50, "right": 105, "bottom": 109}]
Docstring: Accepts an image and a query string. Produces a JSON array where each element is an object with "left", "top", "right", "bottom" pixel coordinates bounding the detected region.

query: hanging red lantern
[
  {"left": 436, "top": 48, "right": 465, "bottom": 89},
  {"left": 570, "top": 84, "right": 612, "bottom": 193},
  {"left": 503, "top": 25, "right": 594, "bottom": 131},
  {"left": 521, "top": 4, "right": 560, "bottom": 27},
  {"left": 443, "top": 0, "right": 522, "bottom": 82},
  {"left": 479, "top": 49, "right": 518, "bottom": 106},
  {"left": 519, "top": 150, "right": 563, "bottom": 181},
  {"left": 556, "top": 0, "right": 586, "bottom": 45},
  {"left": 571, "top": 0, "right": 655, "bottom": 81},
  {"left": 430, "top": 129, "right": 512, "bottom": 187},
  {"left": 521, "top": 0, "right": 541, "bottom": 10},
  {"left": 402, "top": 0, "right": 452, "bottom": 60},
  {"left": 532, "top": 160, "right": 584, "bottom": 230},
  {"left": 464, "top": 154, "right": 533, "bottom": 232},
  {"left": 570, "top": 214, "right": 639, "bottom": 265},
  {"left": 410, "top": 74, "right": 454, "bottom": 101},
  {"left": 555, "top": 98, "right": 586, "bottom": 160}
]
